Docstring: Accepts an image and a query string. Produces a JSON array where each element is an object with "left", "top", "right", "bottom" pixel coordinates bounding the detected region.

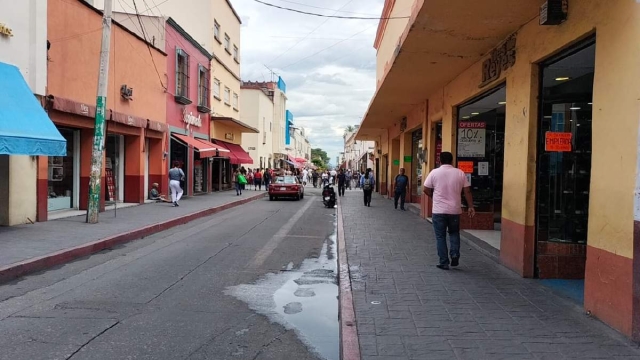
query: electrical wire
[
  {"left": 280, "top": 25, "right": 376, "bottom": 69},
  {"left": 252, "top": 0, "right": 410, "bottom": 20},
  {"left": 272, "top": 0, "right": 380, "bottom": 16},
  {"left": 132, "top": 0, "right": 167, "bottom": 90},
  {"left": 268, "top": 0, "right": 353, "bottom": 66}
]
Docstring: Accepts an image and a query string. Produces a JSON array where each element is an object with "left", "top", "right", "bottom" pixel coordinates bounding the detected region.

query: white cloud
[{"left": 232, "top": 0, "right": 383, "bottom": 165}]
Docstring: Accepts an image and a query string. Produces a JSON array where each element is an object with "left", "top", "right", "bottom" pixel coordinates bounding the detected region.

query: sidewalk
[
  {"left": 339, "top": 192, "right": 640, "bottom": 360},
  {"left": 0, "top": 190, "right": 265, "bottom": 282}
]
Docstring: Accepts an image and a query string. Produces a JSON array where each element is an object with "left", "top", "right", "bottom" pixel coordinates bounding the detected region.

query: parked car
[{"left": 269, "top": 176, "right": 304, "bottom": 201}]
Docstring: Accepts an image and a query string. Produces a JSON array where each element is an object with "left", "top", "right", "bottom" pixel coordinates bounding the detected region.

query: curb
[
  {"left": 336, "top": 197, "right": 361, "bottom": 360},
  {"left": 0, "top": 193, "right": 266, "bottom": 284}
]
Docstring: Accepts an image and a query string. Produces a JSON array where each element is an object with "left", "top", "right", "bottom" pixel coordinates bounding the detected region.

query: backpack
[{"left": 363, "top": 177, "right": 372, "bottom": 190}]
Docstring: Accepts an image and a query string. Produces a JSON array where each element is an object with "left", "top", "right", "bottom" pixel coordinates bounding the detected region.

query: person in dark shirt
[
  {"left": 393, "top": 168, "right": 409, "bottom": 211},
  {"left": 337, "top": 169, "right": 347, "bottom": 197}
]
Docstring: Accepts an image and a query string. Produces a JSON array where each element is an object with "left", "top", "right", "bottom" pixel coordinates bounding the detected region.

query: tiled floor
[{"left": 340, "top": 193, "right": 640, "bottom": 360}]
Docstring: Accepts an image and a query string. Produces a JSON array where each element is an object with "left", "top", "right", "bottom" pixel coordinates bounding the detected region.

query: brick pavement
[
  {"left": 340, "top": 192, "right": 640, "bottom": 360},
  {"left": 0, "top": 190, "right": 265, "bottom": 269}
]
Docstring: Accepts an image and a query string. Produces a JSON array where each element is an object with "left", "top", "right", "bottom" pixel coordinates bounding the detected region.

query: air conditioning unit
[{"left": 120, "top": 85, "right": 133, "bottom": 100}]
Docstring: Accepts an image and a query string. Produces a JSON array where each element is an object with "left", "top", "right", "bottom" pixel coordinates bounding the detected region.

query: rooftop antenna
[{"left": 263, "top": 64, "right": 278, "bottom": 83}]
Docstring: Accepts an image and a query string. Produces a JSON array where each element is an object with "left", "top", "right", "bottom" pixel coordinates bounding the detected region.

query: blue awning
[{"left": 0, "top": 62, "right": 66, "bottom": 156}]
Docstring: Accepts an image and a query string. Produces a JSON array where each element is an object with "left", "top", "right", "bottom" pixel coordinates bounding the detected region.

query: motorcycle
[{"left": 322, "top": 183, "right": 336, "bottom": 208}]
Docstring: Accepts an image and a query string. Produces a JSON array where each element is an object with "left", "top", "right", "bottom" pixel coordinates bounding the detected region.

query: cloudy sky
[{"left": 231, "top": 0, "right": 384, "bottom": 165}]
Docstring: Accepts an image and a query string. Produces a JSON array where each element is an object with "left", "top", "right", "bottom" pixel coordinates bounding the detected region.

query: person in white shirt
[
  {"left": 302, "top": 168, "right": 309, "bottom": 186},
  {"left": 330, "top": 168, "right": 337, "bottom": 185},
  {"left": 423, "top": 152, "right": 475, "bottom": 270},
  {"left": 321, "top": 171, "right": 329, "bottom": 186}
]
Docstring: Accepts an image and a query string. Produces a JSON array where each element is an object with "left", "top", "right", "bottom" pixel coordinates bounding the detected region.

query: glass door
[{"left": 535, "top": 40, "right": 595, "bottom": 279}]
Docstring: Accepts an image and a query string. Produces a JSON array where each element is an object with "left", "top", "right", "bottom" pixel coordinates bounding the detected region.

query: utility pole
[{"left": 86, "top": 0, "right": 113, "bottom": 224}]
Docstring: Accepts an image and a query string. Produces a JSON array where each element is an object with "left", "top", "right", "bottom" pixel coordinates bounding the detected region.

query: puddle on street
[{"left": 225, "top": 229, "right": 339, "bottom": 360}]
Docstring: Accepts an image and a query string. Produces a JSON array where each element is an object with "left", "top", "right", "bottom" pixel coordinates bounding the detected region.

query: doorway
[
  {"left": 456, "top": 85, "right": 506, "bottom": 231},
  {"left": 106, "top": 134, "right": 124, "bottom": 202},
  {"left": 535, "top": 40, "right": 595, "bottom": 282}
]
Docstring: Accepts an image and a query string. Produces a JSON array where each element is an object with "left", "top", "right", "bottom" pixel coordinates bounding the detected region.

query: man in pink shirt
[{"left": 423, "top": 152, "right": 475, "bottom": 270}]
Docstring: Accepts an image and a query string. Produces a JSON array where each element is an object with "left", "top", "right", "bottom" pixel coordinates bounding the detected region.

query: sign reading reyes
[
  {"left": 458, "top": 122, "right": 486, "bottom": 158},
  {"left": 480, "top": 34, "right": 516, "bottom": 88},
  {"left": 545, "top": 131, "right": 572, "bottom": 152}
]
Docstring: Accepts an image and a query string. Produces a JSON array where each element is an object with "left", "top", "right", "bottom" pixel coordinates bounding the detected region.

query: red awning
[
  {"left": 213, "top": 140, "right": 253, "bottom": 165},
  {"left": 294, "top": 157, "right": 307, "bottom": 164},
  {"left": 172, "top": 134, "right": 226, "bottom": 158}
]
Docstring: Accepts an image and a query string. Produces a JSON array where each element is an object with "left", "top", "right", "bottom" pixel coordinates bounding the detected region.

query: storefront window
[
  {"left": 434, "top": 122, "right": 442, "bottom": 168},
  {"left": 105, "top": 134, "right": 123, "bottom": 202},
  {"left": 193, "top": 151, "right": 208, "bottom": 194},
  {"left": 536, "top": 42, "right": 595, "bottom": 245},
  {"left": 457, "top": 86, "right": 506, "bottom": 217},
  {"left": 411, "top": 129, "right": 423, "bottom": 197},
  {"left": 48, "top": 128, "right": 76, "bottom": 212}
]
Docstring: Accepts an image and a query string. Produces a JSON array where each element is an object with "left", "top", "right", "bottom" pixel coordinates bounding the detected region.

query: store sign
[
  {"left": 248, "top": 146, "right": 256, "bottom": 150},
  {"left": 0, "top": 23, "right": 13, "bottom": 37},
  {"left": 458, "top": 122, "right": 486, "bottom": 157},
  {"left": 458, "top": 161, "right": 474, "bottom": 174},
  {"left": 480, "top": 34, "right": 517, "bottom": 88},
  {"left": 545, "top": 131, "right": 572, "bottom": 152},
  {"left": 183, "top": 109, "right": 202, "bottom": 128},
  {"left": 225, "top": 133, "right": 234, "bottom": 140}
]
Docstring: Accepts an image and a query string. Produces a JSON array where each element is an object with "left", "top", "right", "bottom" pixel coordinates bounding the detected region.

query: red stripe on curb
[
  {"left": 0, "top": 193, "right": 266, "bottom": 284},
  {"left": 337, "top": 197, "right": 361, "bottom": 360}
]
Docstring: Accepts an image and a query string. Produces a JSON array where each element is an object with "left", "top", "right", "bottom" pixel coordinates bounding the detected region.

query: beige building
[
  {"left": 240, "top": 82, "right": 275, "bottom": 169},
  {"left": 358, "top": 0, "right": 640, "bottom": 339},
  {"left": 289, "top": 128, "right": 311, "bottom": 163}
]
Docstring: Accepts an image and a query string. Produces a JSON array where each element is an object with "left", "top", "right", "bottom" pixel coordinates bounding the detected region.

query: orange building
[{"left": 41, "top": 0, "right": 167, "bottom": 220}]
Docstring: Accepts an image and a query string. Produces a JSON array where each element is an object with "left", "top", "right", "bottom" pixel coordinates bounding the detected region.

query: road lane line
[{"left": 248, "top": 199, "right": 316, "bottom": 268}]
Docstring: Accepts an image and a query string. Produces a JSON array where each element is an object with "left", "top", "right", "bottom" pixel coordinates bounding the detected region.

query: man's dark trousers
[
  {"left": 338, "top": 182, "right": 345, "bottom": 196},
  {"left": 394, "top": 190, "right": 406, "bottom": 210}
]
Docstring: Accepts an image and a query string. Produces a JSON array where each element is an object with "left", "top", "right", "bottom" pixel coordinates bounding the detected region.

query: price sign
[
  {"left": 545, "top": 132, "right": 572, "bottom": 152},
  {"left": 458, "top": 123, "right": 486, "bottom": 157},
  {"left": 458, "top": 161, "right": 474, "bottom": 174}
]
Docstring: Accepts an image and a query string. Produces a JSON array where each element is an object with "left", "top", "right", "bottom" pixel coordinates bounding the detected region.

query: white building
[
  {"left": 344, "top": 130, "right": 374, "bottom": 172},
  {"left": 0, "top": 0, "right": 66, "bottom": 226}
]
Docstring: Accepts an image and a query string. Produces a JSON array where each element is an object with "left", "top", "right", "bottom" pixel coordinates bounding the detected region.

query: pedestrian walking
[
  {"left": 423, "top": 152, "right": 475, "bottom": 270},
  {"left": 330, "top": 168, "right": 337, "bottom": 185},
  {"left": 263, "top": 168, "right": 272, "bottom": 189},
  {"left": 337, "top": 169, "right": 346, "bottom": 197},
  {"left": 233, "top": 169, "right": 245, "bottom": 196},
  {"left": 360, "top": 168, "right": 375, "bottom": 207},
  {"left": 393, "top": 168, "right": 409, "bottom": 211},
  {"left": 254, "top": 169, "right": 263, "bottom": 190},
  {"left": 168, "top": 161, "right": 185, "bottom": 207},
  {"left": 247, "top": 169, "right": 254, "bottom": 191},
  {"left": 302, "top": 168, "right": 309, "bottom": 186},
  {"left": 312, "top": 170, "right": 319, "bottom": 188},
  {"left": 345, "top": 170, "right": 352, "bottom": 190}
]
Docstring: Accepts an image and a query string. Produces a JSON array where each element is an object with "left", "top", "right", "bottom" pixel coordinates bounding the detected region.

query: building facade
[
  {"left": 240, "top": 82, "right": 275, "bottom": 169},
  {"left": 271, "top": 78, "right": 289, "bottom": 168},
  {"left": 344, "top": 131, "right": 375, "bottom": 176},
  {"left": 165, "top": 18, "right": 221, "bottom": 196},
  {"left": 45, "top": 0, "right": 167, "bottom": 218},
  {"left": 359, "top": 0, "right": 640, "bottom": 339},
  {"left": 0, "top": 0, "right": 66, "bottom": 226}
]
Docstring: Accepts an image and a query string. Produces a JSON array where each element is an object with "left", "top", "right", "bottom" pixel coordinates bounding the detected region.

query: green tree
[
  {"left": 311, "top": 148, "right": 330, "bottom": 167},
  {"left": 311, "top": 158, "right": 324, "bottom": 169}
]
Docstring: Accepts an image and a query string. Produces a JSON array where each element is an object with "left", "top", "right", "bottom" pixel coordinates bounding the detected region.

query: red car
[{"left": 269, "top": 176, "right": 304, "bottom": 201}]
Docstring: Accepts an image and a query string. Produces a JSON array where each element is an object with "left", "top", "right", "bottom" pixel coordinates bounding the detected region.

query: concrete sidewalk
[
  {"left": 0, "top": 190, "right": 265, "bottom": 282},
  {"left": 339, "top": 192, "right": 640, "bottom": 360}
]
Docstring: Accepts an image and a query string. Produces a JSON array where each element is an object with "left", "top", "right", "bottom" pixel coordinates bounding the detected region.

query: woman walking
[
  {"left": 168, "top": 161, "right": 185, "bottom": 207},
  {"left": 254, "top": 168, "right": 263, "bottom": 190}
]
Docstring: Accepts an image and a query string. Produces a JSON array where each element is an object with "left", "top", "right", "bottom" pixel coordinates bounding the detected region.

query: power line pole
[{"left": 86, "top": 0, "right": 113, "bottom": 224}]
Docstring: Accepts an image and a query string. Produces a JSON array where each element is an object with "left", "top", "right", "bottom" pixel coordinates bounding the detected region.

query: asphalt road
[{"left": 0, "top": 186, "right": 338, "bottom": 360}]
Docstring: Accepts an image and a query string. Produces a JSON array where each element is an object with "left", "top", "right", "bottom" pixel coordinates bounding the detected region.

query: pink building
[{"left": 165, "top": 18, "right": 223, "bottom": 196}]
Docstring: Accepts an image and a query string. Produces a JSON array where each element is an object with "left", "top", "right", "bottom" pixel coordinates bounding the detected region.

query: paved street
[
  {"left": 340, "top": 192, "right": 640, "bottom": 360},
  {"left": 0, "top": 191, "right": 264, "bottom": 269},
  {"left": 0, "top": 187, "right": 338, "bottom": 360}
]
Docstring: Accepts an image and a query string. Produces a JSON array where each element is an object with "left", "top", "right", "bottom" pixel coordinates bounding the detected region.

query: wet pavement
[
  {"left": 0, "top": 186, "right": 338, "bottom": 360},
  {"left": 339, "top": 192, "right": 640, "bottom": 360}
]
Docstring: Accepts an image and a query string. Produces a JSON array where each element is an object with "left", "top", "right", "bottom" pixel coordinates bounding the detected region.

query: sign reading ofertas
[{"left": 458, "top": 122, "right": 486, "bottom": 157}]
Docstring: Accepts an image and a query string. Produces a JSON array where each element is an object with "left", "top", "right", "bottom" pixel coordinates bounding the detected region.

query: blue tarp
[{"left": 0, "top": 62, "right": 66, "bottom": 156}]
